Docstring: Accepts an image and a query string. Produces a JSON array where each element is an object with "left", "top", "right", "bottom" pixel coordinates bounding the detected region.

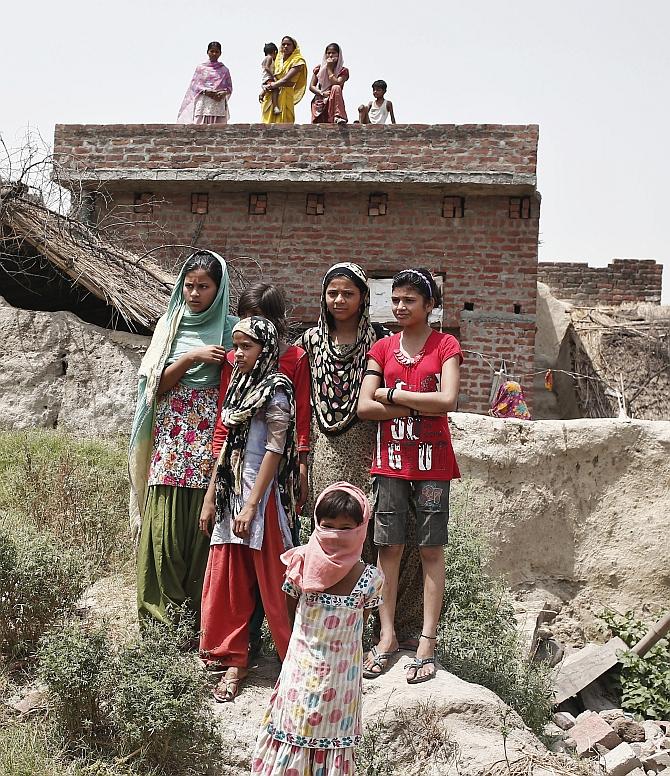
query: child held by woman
[
  {"left": 252, "top": 482, "right": 383, "bottom": 775},
  {"left": 358, "top": 268, "right": 462, "bottom": 685},
  {"left": 261, "top": 42, "right": 281, "bottom": 115},
  {"left": 198, "top": 317, "right": 300, "bottom": 702}
]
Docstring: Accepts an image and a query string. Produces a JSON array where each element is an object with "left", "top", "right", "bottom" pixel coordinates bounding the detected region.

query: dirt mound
[{"left": 449, "top": 413, "right": 670, "bottom": 637}]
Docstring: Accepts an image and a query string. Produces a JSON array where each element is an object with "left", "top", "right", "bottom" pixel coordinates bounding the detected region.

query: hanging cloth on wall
[
  {"left": 489, "top": 359, "right": 509, "bottom": 405},
  {"left": 489, "top": 380, "right": 532, "bottom": 421},
  {"left": 544, "top": 369, "right": 554, "bottom": 391}
]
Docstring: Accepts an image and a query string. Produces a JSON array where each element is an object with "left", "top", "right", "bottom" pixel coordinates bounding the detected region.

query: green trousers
[{"left": 136, "top": 485, "right": 210, "bottom": 629}]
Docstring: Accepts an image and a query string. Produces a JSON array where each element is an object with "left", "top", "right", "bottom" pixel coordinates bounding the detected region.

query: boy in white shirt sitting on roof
[{"left": 358, "top": 79, "right": 396, "bottom": 124}]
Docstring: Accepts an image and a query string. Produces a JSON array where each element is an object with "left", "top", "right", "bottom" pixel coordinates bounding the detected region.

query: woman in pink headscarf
[
  {"left": 251, "top": 482, "right": 384, "bottom": 775},
  {"left": 178, "top": 41, "right": 233, "bottom": 125},
  {"left": 309, "top": 42, "right": 349, "bottom": 124}
]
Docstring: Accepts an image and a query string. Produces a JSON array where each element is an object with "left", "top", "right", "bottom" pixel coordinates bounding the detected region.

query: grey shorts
[{"left": 372, "top": 475, "right": 450, "bottom": 547}]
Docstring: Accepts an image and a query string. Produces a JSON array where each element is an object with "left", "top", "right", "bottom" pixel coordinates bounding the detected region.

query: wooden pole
[{"left": 631, "top": 611, "right": 670, "bottom": 657}]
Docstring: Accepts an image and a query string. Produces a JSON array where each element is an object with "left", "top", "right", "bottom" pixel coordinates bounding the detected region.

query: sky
[{"left": 1, "top": 0, "right": 668, "bottom": 301}]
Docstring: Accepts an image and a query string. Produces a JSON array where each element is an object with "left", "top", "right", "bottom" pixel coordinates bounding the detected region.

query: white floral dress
[{"left": 252, "top": 564, "right": 384, "bottom": 775}]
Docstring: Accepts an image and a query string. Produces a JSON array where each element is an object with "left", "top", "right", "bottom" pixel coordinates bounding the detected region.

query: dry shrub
[
  {"left": 0, "top": 513, "right": 85, "bottom": 659},
  {"left": 38, "top": 615, "right": 223, "bottom": 776},
  {"left": 0, "top": 431, "right": 130, "bottom": 577}
]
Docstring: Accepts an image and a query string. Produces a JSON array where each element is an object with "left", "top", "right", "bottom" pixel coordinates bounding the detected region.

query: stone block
[
  {"left": 554, "top": 711, "right": 576, "bottom": 730},
  {"left": 651, "top": 751, "right": 670, "bottom": 768},
  {"left": 552, "top": 638, "right": 628, "bottom": 705},
  {"left": 631, "top": 741, "right": 656, "bottom": 758},
  {"left": 641, "top": 750, "right": 670, "bottom": 771},
  {"left": 603, "top": 742, "right": 643, "bottom": 776},
  {"left": 600, "top": 709, "right": 626, "bottom": 724},
  {"left": 642, "top": 721, "right": 663, "bottom": 742},
  {"left": 612, "top": 719, "right": 646, "bottom": 743},
  {"left": 571, "top": 712, "right": 622, "bottom": 756}
]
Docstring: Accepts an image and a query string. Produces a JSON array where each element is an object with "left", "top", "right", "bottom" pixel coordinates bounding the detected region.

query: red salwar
[{"left": 199, "top": 492, "right": 291, "bottom": 667}]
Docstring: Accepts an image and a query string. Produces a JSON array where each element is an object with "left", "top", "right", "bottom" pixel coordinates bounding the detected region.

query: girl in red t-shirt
[{"left": 358, "top": 268, "right": 462, "bottom": 685}]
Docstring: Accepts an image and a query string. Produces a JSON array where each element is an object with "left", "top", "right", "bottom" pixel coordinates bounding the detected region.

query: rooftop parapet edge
[{"left": 54, "top": 123, "right": 539, "bottom": 190}]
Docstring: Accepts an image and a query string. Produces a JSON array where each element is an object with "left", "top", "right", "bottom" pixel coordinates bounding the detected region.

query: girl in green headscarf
[{"left": 130, "top": 250, "right": 237, "bottom": 628}]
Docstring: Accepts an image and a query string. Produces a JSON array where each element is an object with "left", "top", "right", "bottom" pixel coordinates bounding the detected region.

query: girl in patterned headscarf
[
  {"left": 301, "top": 263, "right": 424, "bottom": 651},
  {"left": 198, "top": 317, "right": 299, "bottom": 703}
]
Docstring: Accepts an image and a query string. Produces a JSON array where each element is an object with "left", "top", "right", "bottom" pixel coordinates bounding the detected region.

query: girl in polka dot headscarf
[{"left": 251, "top": 482, "right": 384, "bottom": 775}]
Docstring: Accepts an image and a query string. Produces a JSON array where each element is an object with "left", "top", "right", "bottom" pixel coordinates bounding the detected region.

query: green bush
[
  {"left": 37, "top": 623, "right": 110, "bottom": 746},
  {"left": 0, "top": 514, "right": 85, "bottom": 659},
  {"left": 0, "top": 431, "right": 130, "bottom": 577},
  {"left": 601, "top": 609, "right": 670, "bottom": 719},
  {"left": 38, "top": 617, "right": 222, "bottom": 775},
  {"left": 436, "top": 511, "right": 553, "bottom": 735}
]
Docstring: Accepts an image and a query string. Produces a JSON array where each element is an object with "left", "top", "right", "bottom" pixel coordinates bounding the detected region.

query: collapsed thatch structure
[
  {"left": 0, "top": 185, "right": 174, "bottom": 331},
  {"left": 568, "top": 305, "right": 670, "bottom": 420}
]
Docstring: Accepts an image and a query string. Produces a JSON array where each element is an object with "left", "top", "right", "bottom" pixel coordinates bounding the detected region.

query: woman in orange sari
[{"left": 261, "top": 36, "right": 307, "bottom": 124}]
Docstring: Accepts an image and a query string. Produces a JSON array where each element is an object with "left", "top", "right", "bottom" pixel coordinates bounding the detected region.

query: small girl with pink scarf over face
[
  {"left": 177, "top": 41, "right": 233, "bottom": 125},
  {"left": 309, "top": 43, "right": 349, "bottom": 124},
  {"left": 251, "top": 482, "right": 383, "bottom": 776}
]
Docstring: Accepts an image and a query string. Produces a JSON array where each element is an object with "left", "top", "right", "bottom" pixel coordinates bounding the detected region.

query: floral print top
[
  {"left": 259, "top": 564, "right": 384, "bottom": 749},
  {"left": 148, "top": 382, "right": 219, "bottom": 489}
]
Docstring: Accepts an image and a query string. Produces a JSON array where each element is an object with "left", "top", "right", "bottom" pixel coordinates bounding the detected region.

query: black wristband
[{"left": 387, "top": 387, "right": 396, "bottom": 404}]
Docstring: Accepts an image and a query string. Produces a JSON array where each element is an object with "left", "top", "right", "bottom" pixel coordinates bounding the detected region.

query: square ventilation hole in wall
[
  {"left": 442, "top": 196, "right": 465, "bottom": 218},
  {"left": 368, "top": 193, "right": 388, "bottom": 216},
  {"left": 514, "top": 304, "right": 522, "bottom": 314},
  {"left": 249, "top": 193, "right": 268, "bottom": 215},
  {"left": 191, "top": 193, "right": 209, "bottom": 215},
  {"left": 509, "top": 196, "right": 531, "bottom": 219},
  {"left": 306, "top": 193, "right": 325, "bottom": 216},
  {"left": 133, "top": 192, "right": 154, "bottom": 214},
  {"left": 463, "top": 301, "right": 475, "bottom": 311}
]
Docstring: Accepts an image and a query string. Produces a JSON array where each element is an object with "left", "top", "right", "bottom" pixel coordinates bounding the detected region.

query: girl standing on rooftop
[{"left": 178, "top": 41, "right": 233, "bottom": 125}]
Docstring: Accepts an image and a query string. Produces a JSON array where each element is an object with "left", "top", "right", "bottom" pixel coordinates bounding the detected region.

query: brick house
[{"left": 53, "top": 123, "right": 541, "bottom": 414}]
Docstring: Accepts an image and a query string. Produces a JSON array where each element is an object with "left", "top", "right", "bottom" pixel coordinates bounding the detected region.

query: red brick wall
[
  {"left": 93, "top": 186, "right": 539, "bottom": 413},
  {"left": 53, "top": 123, "right": 539, "bottom": 180},
  {"left": 53, "top": 123, "right": 541, "bottom": 414},
  {"left": 538, "top": 260, "right": 662, "bottom": 305}
]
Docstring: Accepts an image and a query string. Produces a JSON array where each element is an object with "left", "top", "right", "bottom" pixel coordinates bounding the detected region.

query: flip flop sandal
[
  {"left": 404, "top": 656, "right": 436, "bottom": 685},
  {"left": 363, "top": 646, "right": 397, "bottom": 679},
  {"left": 213, "top": 670, "right": 246, "bottom": 703}
]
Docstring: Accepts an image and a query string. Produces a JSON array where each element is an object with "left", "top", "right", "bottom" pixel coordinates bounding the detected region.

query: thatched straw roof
[{"left": 0, "top": 192, "right": 174, "bottom": 329}]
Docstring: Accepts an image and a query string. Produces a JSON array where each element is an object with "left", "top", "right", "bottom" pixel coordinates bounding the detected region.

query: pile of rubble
[
  {"left": 514, "top": 600, "right": 670, "bottom": 776},
  {"left": 549, "top": 710, "right": 670, "bottom": 776}
]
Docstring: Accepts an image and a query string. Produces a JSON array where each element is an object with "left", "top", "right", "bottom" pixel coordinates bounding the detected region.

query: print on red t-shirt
[{"left": 367, "top": 331, "right": 463, "bottom": 481}]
